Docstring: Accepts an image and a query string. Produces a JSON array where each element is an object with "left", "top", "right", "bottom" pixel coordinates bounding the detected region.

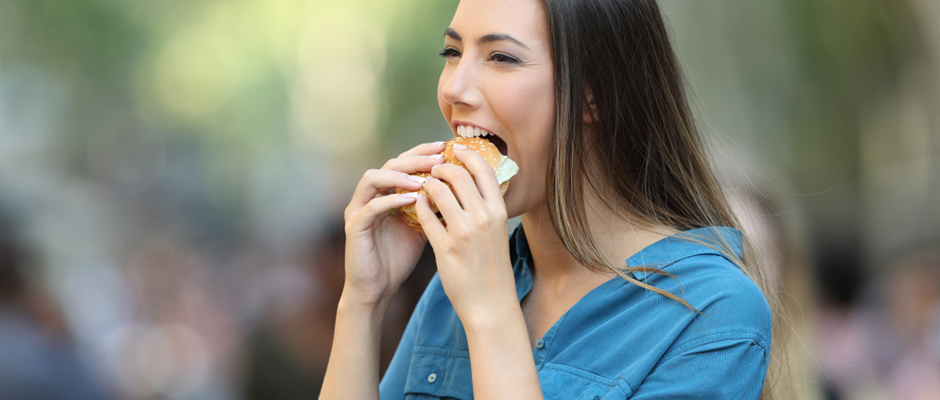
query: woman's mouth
[{"left": 456, "top": 125, "right": 508, "bottom": 156}]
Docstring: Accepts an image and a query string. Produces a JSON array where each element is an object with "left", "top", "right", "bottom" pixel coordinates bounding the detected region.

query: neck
[
  {"left": 519, "top": 205, "right": 577, "bottom": 281},
  {"left": 519, "top": 190, "right": 676, "bottom": 285}
]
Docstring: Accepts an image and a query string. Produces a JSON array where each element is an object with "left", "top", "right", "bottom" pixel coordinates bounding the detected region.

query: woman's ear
[{"left": 582, "top": 89, "right": 598, "bottom": 123}]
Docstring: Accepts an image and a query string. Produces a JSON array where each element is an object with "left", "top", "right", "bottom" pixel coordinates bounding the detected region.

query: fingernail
[
  {"left": 409, "top": 175, "right": 427, "bottom": 184},
  {"left": 431, "top": 141, "right": 445, "bottom": 146},
  {"left": 431, "top": 164, "right": 441, "bottom": 171},
  {"left": 429, "top": 154, "right": 444, "bottom": 160},
  {"left": 403, "top": 192, "right": 418, "bottom": 199},
  {"left": 455, "top": 144, "right": 467, "bottom": 150}
]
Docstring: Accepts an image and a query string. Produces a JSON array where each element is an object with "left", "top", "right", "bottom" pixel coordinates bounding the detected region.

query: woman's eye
[
  {"left": 490, "top": 53, "right": 520, "bottom": 65},
  {"left": 438, "top": 48, "right": 461, "bottom": 58}
]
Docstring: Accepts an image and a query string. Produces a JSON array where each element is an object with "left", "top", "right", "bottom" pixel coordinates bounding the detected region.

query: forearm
[
  {"left": 319, "top": 290, "right": 391, "bottom": 400},
  {"left": 464, "top": 304, "right": 544, "bottom": 400}
]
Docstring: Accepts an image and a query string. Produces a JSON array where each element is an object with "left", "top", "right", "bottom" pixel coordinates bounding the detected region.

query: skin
[{"left": 321, "top": 0, "right": 674, "bottom": 398}]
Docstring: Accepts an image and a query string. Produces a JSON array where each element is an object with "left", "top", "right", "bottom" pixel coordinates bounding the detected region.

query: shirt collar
[{"left": 510, "top": 224, "right": 743, "bottom": 284}]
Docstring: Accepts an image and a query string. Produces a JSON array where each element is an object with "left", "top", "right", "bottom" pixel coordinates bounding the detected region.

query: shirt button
[
  {"left": 535, "top": 338, "right": 544, "bottom": 349},
  {"left": 427, "top": 372, "right": 438, "bottom": 383}
]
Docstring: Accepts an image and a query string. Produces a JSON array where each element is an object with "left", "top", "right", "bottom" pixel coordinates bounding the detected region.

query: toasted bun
[
  {"left": 395, "top": 137, "right": 510, "bottom": 233},
  {"left": 443, "top": 137, "right": 502, "bottom": 171}
]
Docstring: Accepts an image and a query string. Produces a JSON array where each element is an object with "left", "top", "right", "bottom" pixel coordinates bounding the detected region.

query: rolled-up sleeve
[{"left": 629, "top": 336, "right": 769, "bottom": 399}]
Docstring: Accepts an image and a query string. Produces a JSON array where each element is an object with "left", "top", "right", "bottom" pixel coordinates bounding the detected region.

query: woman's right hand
[{"left": 342, "top": 141, "right": 446, "bottom": 308}]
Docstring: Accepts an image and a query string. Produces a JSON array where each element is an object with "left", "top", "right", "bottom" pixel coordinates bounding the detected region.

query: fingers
[
  {"left": 345, "top": 192, "right": 418, "bottom": 233},
  {"left": 382, "top": 153, "right": 445, "bottom": 175},
  {"left": 430, "top": 163, "right": 481, "bottom": 209},
  {"left": 413, "top": 193, "right": 447, "bottom": 238},
  {"left": 451, "top": 144, "right": 504, "bottom": 204},
  {"left": 346, "top": 141, "right": 447, "bottom": 219},
  {"left": 398, "top": 141, "right": 446, "bottom": 158},
  {"left": 422, "top": 176, "right": 463, "bottom": 223},
  {"left": 347, "top": 169, "right": 427, "bottom": 220}
]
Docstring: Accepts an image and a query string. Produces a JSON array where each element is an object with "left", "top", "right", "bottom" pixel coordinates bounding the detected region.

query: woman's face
[{"left": 438, "top": 0, "right": 555, "bottom": 218}]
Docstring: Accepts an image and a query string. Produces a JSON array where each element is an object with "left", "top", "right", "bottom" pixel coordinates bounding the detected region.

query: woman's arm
[
  {"left": 463, "top": 301, "right": 544, "bottom": 400},
  {"left": 319, "top": 294, "right": 391, "bottom": 400},
  {"left": 319, "top": 142, "right": 446, "bottom": 400}
]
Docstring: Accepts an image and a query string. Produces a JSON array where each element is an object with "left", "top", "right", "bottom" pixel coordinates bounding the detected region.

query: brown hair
[{"left": 540, "top": 0, "right": 794, "bottom": 398}]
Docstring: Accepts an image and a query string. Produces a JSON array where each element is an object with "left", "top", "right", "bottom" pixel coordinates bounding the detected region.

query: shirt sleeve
[
  {"left": 628, "top": 337, "right": 769, "bottom": 400},
  {"left": 378, "top": 274, "right": 437, "bottom": 400}
]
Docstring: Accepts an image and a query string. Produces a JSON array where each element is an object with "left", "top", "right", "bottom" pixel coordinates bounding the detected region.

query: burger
[{"left": 395, "top": 136, "right": 518, "bottom": 232}]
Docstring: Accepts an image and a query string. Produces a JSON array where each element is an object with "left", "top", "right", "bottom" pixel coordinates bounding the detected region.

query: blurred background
[{"left": 0, "top": 0, "right": 938, "bottom": 399}]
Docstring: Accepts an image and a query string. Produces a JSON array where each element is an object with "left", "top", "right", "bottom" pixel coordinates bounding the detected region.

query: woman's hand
[
  {"left": 343, "top": 141, "right": 446, "bottom": 308},
  {"left": 324, "top": 142, "right": 446, "bottom": 400},
  {"left": 414, "top": 144, "right": 518, "bottom": 327}
]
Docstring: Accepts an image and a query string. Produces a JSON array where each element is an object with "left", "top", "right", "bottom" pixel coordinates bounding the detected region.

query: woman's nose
[{"left": 441, "top": 59, "right": 483, "bottom": 109}]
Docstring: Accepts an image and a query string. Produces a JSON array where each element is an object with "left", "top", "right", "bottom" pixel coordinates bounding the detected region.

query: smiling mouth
[{"left": 456, "top": 125, "right": 508, "bottom": 156}]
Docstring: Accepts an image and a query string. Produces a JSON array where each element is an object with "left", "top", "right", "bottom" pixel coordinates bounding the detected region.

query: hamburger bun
[{"left": 395, "top": 137, "right": 517, "bottom": 232}]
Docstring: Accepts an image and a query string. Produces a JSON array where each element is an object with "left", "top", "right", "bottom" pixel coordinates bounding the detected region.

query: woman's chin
[
  {"left": 502, "top": 191, "right": 520, "bottom": 220},
  {"left": 503, "top": 190, "right": 533, "bottom": 221}
]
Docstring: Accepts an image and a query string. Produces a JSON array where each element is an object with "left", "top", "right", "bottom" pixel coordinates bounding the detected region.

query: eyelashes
[
  {"left": 438, "top": 48, "right": 461, "bottom": 58},
  {"left": 438, "top": 48, "right": 520, "bottom": 65},
  {"left": 489, "top": 53, "right": 519, "bottom": 64}
]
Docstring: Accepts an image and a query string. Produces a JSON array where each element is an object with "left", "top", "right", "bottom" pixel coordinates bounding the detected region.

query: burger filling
[{"left": 495, "top": 156, "right": 519, "bottom": 185}]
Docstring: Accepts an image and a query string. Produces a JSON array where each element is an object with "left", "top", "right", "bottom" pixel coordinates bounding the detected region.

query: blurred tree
[
  {"left": 379, "top": 0, "right": 459, "bottom": 155},
  {"left": 784, "top": 0, "right": 935, "bottom": 302}
]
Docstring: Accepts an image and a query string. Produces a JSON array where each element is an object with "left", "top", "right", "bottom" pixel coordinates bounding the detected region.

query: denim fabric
[{"left": 379, "top": 225, "right": 771, "bottom": 399}]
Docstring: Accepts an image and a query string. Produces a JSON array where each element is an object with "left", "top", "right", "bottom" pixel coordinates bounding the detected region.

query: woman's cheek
[
  {"left": 509, "top": 75, "right": 554, "bottom": 217},
  {"left": 496, "top": 76, "right": 554, "bottom": 163},
  {"left": 496, "top": 72, "right": 553, "bottom": 128}
]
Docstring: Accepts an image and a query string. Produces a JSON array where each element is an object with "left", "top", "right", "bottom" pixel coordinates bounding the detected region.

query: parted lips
[{"left": 395, "top": 137, "right": 518, "bottom": 233}]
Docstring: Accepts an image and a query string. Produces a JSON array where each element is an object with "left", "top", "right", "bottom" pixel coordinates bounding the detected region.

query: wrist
[
  {"left": 460, "top": 297, "right": 525, "bottom": 337},
  {"left": 340, "top": 279, "right": 396, "bottom": 307},
  {"left": 337, "top": 289, "right": 393, "bottom": 326}
]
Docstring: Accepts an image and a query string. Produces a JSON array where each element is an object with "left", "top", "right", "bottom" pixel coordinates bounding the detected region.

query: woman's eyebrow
[{"left": 443, "top": 28, "right": 531, "bottom": 50}]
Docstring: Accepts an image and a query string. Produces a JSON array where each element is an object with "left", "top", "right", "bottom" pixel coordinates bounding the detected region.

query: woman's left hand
[{"left": 414, "top": 144, "right": 519, "bottom": 327}]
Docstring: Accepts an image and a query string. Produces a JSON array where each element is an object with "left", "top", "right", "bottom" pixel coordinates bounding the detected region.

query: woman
[{"left": 321, "top": 0, "right": 791, "bottom": 398}]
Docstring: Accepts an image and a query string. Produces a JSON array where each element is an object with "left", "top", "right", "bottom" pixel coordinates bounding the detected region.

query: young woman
[{"left": 321, "top": 0, "right": 791, "bottom": 398}]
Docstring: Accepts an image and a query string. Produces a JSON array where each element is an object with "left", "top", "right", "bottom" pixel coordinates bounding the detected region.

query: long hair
[{"left": 539, "top": 0, "right": 794, "bottom": 398}]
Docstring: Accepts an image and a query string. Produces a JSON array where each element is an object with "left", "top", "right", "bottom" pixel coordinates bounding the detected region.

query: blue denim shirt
[{"left": 380, "top": 225, "right": 771, "bottom": 399}]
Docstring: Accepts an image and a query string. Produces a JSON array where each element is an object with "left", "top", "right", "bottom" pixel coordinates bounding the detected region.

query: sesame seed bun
[{"left": 395, "top": 137, "right": 513, "bottom": 232}]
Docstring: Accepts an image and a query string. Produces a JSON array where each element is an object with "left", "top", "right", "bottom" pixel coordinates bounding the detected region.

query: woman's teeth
[{"left": 457, "top": 125, "right": 493, "bottom": 138}]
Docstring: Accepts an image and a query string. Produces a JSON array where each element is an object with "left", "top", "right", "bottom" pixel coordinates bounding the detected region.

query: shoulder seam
[
  {"left": 661, "top": 331, "right": 769, "bottom": 363},
  {"left": 633, "top": 252, "right": 740, "bottom": 282}
]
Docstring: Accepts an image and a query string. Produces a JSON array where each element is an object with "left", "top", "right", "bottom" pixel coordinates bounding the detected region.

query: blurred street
[{"left": 0, "top": 0, "right": 938, "bottom": 399}]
